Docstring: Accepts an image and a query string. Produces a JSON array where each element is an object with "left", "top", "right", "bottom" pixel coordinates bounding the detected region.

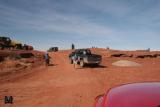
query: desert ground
[{"left": 0, "top": 48, "right": 160, "bottom": 107}]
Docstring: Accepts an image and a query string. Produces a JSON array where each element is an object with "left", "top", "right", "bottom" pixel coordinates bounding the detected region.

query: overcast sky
[{"left": 0, "top": 0, "right": 160, "bottom": 50}]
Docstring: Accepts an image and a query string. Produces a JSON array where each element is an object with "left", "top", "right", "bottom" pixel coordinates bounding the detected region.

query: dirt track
[{"left": 0, "top": 49, "right": 160, "bottom": 107}]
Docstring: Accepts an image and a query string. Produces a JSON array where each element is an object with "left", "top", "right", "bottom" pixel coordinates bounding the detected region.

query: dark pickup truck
[{"left": 69, "top": 49, "right": 102, "bottom": 67}]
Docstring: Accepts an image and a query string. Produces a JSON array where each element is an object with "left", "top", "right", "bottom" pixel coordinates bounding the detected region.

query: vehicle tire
[
  {"left": 80, "top": 60, "right": 84, "bottom": 67},
  {"left": 93, "top": 63, "right": 99, "bottom": 66},
  {"left": 70, "top": 59, "right": 73, "bottom": 64}
]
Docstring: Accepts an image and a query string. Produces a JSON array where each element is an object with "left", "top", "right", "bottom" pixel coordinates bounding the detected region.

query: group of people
[
  {"left": 43, "top": 51, "right": 84, "bottom": 68},
  {"left": 44, "top": 44, "right": 75, "bottom": 66},
  {"left": 44, "top": 52, "right": 78, "bottom": 68}
]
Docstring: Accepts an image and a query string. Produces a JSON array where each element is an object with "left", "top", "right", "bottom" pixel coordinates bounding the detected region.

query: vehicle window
[
  {"left": 6, "top": 38, "right": 10, "bottom": 41},
  {"left": 79, "top": 51, "right": 83, "bottom": 54},
  {"left": 86, "top": 50, "right": 91, "bottom": 55},
  {"left": 76, "top": 50, "right": 83, "bottom": 54}
]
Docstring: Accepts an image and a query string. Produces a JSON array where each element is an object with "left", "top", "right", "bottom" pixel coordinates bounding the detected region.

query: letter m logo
[{"left": 4, "top": 96, "right": 13, "bottom": 104}]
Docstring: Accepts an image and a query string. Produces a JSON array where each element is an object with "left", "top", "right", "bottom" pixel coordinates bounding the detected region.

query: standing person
[
  {"left": 73, "top": 54, "right": 78, "bottom": 68},
  {"left": 44, "top": 53, "right": 50, "bottom": 66},
  {"left": 71, "top": 43, "right": 75, "bottom": 50}
]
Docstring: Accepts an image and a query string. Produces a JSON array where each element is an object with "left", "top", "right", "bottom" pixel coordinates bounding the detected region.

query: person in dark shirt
[{"left": 44, "top": 53, "right": 50, "bottom": 66}]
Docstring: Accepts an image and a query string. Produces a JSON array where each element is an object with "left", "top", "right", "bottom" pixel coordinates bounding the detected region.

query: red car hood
[{"left": 104, "top": 82, "right": 160, "bottom": 107}]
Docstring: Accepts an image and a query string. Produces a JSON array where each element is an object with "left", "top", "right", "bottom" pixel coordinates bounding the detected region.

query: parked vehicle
[
  {"left": 69, "top": 49, "right": 102, "bottom": 67},
  {"left": 23, "top": 44, "right": 34, "bottom": 50},
  {"left": 93, "top": 82, "right": 160, "bottom": 107},
  {"left": 11, "top": 40, "right": 23, "bottom": 50},
  {"left": 0, "top": 36, "right": 33, "bottom": 50},
  {"left": 0, "top": 36, "right": 12, "bottom": 49},
  {"left": 48, "top": 47, "right": 58, "bottom": 52}
]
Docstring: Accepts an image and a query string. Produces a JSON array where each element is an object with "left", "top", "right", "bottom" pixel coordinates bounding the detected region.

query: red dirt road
[{"left": 0, "top": 49, "right": 160, "bottom": 107}]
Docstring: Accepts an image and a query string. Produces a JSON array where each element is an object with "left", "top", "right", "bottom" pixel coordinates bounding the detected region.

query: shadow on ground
[
  {"left": 87, "top": 65, "right": 107, "bottom": 68},
  {"left": 48, "top": 64, "right": 58, "bottom": 66},
  {"left": 76, "top": 65, "right": 107, "bottom": 69}
]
